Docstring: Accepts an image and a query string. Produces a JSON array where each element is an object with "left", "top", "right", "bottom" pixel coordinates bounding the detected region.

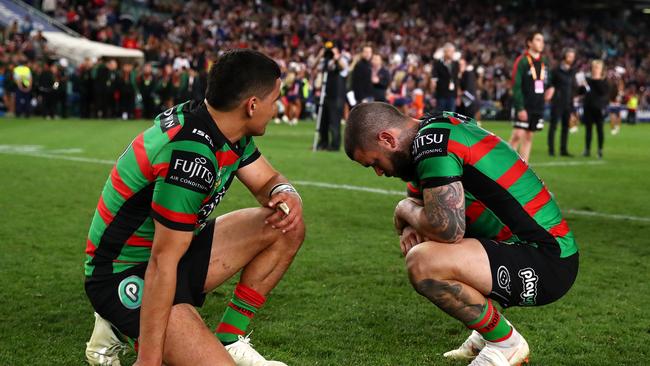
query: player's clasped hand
[
  {"left": 400, "top": 226, "right": 424, "bottom": 256},
  {"left": 266, "top": 191, "right": 303, "bottom": 233}
]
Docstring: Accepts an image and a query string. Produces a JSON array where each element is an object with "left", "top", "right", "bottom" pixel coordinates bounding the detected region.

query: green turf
[{"left": 0, "top": 117, "right": 648, "bottom": 365}]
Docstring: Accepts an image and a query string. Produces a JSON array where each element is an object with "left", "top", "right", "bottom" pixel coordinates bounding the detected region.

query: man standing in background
[
  {"left": 548, "top": 48, "right": 576, "bottom": 157},
  {"left": 351, "top": 45, "right": 374, "bottom": 104},
  {"left": 371, "top": 54, "right": 390, "bottom": 103},
  {"left": 509, "top": 31, "right": 554, "bottom": 162},
  {"left": 433, "top": 43, "right": 459, "bottom": 113},
  {"left": 13, "top": 59, "right": 32, "bottom": 118},
  {"left": 458, "top": 58, "right": 479, "bottom": 120}
]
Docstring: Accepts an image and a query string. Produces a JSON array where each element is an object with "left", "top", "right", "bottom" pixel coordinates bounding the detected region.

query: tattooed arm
[{"left": 394, "top": 181, "right": 465, "bottom": 243}]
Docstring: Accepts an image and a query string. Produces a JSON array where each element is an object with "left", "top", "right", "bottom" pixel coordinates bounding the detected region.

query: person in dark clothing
[
  {"left": 318, "top": 47, "right": 348, "bottom": 151},
  {"left": 56, "top": 61, "right": 68, "bottom": 118},
  {"left": 93, "top": 59, "right": 118, "bottom": 118},
  {"left": 350, "top": 46, "right": 373, "bottom": 104},
  {"left": 548, "top": 48, "right": 577, "bottom": 156},
  {"left": 580, "top": 60, "right": 609, "bottom": 159},
  {"left": 186, "top": 68, "right": 204, "bottom": 103},
  {"left": 457, "top": 58, "right": 479, "bottom": 119},
  {"left": 432, "top": 42, "right": 459, "bottom": 112},
  {"left": 38, "top": 61, "right": 56, "bottom": 119},
  {"left": 371, "top": 54, "right": 390, "bottom": 102},
  {"left": 117, "top": 62, "right": 137, "bottom": 120},
  {"left": 138, "top": 63, "right": 157, "bottom": 120},
  {"left": 78, "top": 58, "right": 93, "bottom": 118}
]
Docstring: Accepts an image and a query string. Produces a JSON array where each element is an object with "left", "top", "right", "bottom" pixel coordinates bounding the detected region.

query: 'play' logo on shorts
[
  {"left": 518, "top": 268, "right": 538, "bottom": 306},
  {"left": 118, "top": 275, "right": 144, "bottom": 310}
]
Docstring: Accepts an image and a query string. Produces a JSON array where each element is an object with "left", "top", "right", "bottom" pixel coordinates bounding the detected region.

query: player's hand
[
  {"left": 400, "top": 226, "right": 424, "bottom": 256},
  {"left": 393, "top": 199, "right": 410, "bottom": 235},
  {"left": 517, "top": 110, "right": 528, "bottom": 122},
  {"left": 266, "top": 192, "right": 303, "bottom": 233}
]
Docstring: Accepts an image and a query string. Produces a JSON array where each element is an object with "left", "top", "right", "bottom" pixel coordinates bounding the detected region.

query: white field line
[
  {"left": 1, "top": 150, "right": 646, "bottom": 223},
  {"left": 532, "top": 161, "right": 606, "bottom": 167}
]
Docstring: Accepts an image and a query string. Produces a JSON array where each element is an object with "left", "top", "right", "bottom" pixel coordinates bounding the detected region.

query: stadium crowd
[{"left": 1, "top": 0, "right": 648, "bottom": 123}]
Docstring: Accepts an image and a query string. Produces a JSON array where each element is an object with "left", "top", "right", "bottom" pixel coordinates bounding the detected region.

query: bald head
[{"left": 344, "top": 102, "right": 411, "bottom": 159}]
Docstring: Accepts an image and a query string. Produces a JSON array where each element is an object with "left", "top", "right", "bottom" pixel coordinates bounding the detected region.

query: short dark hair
[
  {"left": 344, "top": 102, "right": 409, "bottom": 159},
  {"left": 525, "top": 31, "right": 543, "bottom": 47},
  {"left": 205, "top": 49, "right": 281, "bottom": 111}
]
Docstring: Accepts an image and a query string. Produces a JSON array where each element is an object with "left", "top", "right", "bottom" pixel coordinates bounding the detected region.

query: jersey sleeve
[
  {"left": 150, "top": 143, "right": 216, "bottom": 231},
  {"left": 412, "top": 125, "right": 463, "bottom": 188},
  {"left": 239, "top": 137, "right": 261, "bottom": 168}
]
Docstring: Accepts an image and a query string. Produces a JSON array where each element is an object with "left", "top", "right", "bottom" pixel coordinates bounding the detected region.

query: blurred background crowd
[{"left": 1, "top": 0, "right": 648, "bottom": 123}]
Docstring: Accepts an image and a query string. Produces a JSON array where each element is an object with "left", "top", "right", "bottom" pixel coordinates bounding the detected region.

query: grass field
[{"left": 0, "top": 117, "right": 649, "bottom": 365}]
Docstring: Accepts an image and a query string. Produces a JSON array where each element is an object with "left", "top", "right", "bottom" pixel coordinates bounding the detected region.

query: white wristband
[{"left": 269, "top": 183, "right": 301, "bottom": 201}]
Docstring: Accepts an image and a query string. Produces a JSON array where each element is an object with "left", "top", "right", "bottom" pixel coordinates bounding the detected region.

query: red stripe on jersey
[
  {"left": 523, "top": 187, "right": 552, "bottom": 217},
  {"left": 496, "top": 159, "right": 528, "bottom": 189},
  {"left": 495, "top": 225, "right": 513, "bottom": 241},
  {"left": 215, "top": 150, "right": 239, "bottom": 168},
  {"left": 152, "top": 162, "right": 169, "bottom": 178},
  {"left": 448, "top": 140, "right": 469, "bottom": 161},
  {"left": 85, "top": 239, "right": 96, "bottom": 256},
  {"left": 132, "top": 134, "right": 154, "bottom": 181},
  {"left": 151, "top": 201, "right": 197, "bottom": 224},
  {"left": 215, "top": 323, "right": 246, "bottom": 336},
  {"left": 465, "top": 201, "right": 487, "bottom": 224},
  {"left": 468, "top": 135, "right": 500, "bottom": 165},
  {"left": 165, "top": 124, "right": 182, "bottom": 140},
  {"left": 549, "top": 219, "right": 570, "bottom": 237},
  {"left": 448, "top": 117, "right": 462, "bottom": 125},
  {"left": 126, "top": 234, "right": 153, "bottom": 247},
  {"left": 110, "top": 167, "right": 133, "bottom": 200},
  {"left": 406, "top": 182, "right": 420, "bottom": 194},
  {"left": 97, "top": 196, "right": 114, "bottom": 225}
]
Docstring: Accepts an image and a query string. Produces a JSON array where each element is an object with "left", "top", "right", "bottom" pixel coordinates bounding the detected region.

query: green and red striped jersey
[
  {"left": 84, "top": 100, "right": 261, "bottom": 277},
  {"left": 408, "top": 112, "right": 577, "bottom": 258}
]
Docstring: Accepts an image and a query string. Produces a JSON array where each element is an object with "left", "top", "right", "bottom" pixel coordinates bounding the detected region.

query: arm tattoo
[{"left": 422, "top": 181, "right": 465, "bottom": 242}]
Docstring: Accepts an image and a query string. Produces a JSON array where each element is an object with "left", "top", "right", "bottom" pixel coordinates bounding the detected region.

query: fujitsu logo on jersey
[
  {"left": 518, "top": 268, "right": 538, "bottom": 305},
  {"left": 413, "top": 133, "right": 445, "bottom": 149},
  {"left": 174, "top": 156, "right": 214, "bottom": 185},
  {"left": 412, "top": 128, "right": 451, "bottom": 163},
  {"left": 166, "top": 150, "right": 216, "bottom": 194}
]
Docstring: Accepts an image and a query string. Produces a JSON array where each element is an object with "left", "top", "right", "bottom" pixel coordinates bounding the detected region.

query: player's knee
[{"left": 405, "top": 245, "right": 449, "bottom": 286}]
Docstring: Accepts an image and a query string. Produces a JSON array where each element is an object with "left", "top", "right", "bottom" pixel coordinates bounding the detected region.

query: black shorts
[
  {"left": 85, "top": 219, "right": 216, "bottom": 339},
  {"left": 513, "top": 112, "right": 544, "bottom": 131},
  {"left": 479, "top": 239, "right": 579, "bottom": 308}
]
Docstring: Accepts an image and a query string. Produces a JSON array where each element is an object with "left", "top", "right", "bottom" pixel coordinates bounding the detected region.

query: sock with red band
[
  {"left": 466, "top": 299, "right": 513, "bottom": 343},
  {"left": 215, "top": 283, "right": 266, "bottom": 345}
]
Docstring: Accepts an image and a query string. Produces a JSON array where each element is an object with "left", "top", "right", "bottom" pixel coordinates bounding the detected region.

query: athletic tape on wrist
[{"left": 269, "top": 183, "right": 302, "bottom": 201}]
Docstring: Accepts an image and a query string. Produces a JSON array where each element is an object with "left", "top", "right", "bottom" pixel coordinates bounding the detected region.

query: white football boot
[
  {"left": 85, "top": 313, "right": 128, "bottom": 366},
  {"left": 443, "top": 330, "right": 486, "bottom": 360},
  {"left": 468, "top": 336, "right": 530, "bottom": 366},
  {"left": 225, "top": 332, "right": 287, "bottom": 366}
]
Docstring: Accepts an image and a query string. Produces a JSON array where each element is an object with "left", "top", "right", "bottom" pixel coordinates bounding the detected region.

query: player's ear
[
  {"left": 378, "top": 130, "right": 397, "bottom": 150},
  {"left": 245, "top": 97, "right": 257, "bottom": 118}
]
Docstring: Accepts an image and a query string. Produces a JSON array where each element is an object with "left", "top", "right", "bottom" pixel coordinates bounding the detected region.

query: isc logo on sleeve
[
  {"left": 412, "top": 128, "right": 451, "bottom": 164},
  {"left": 166, "top": 150, "right": 216, "bottom": 194}
]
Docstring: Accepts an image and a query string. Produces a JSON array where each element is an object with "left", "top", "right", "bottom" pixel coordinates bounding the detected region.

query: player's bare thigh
[
  {"left": 405, "top": 238, "right": 492, "bottom": 295},
  {"left": 202, "top": 207, "right": 303, "bottom": 292}
]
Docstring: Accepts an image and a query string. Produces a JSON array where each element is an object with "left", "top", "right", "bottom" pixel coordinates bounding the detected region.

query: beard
[{"left": 388, "top": 149, "right": 417, "bottom": 182}]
